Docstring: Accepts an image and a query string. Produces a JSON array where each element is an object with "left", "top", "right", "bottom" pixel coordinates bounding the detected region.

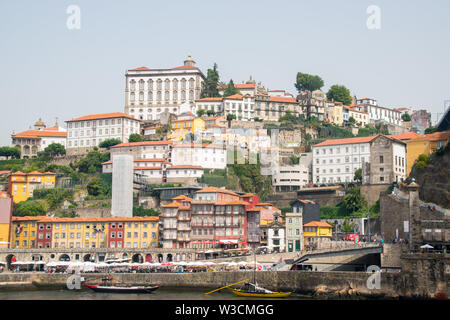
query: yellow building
[
  {"left": 10, "top": 216, "right": 159, "bottom": 250},
  {"left": 10, "top": 216, "right": 42, "bottom": 248},
  {"left": 169, "top": 118, "right": 206, "bottom": 141},
  {"left": 327, "top": 102, "right": 344, "bottom": 126},
  {"left": 406, "top": 130, "right": 450, "bottom": 175},
  {"left": 123, "top": 217, "right": 159, "bottom": 249},
  {"left": 303, "top": 221, "right": 332, "bottom": 246},
  {"left": 8, "top": 171, "right": 56, "bottom": 203},
  {"left": 51, "top": 217, "right": 109, "bottom": 250},
  {"left": 0, "top": 192, "right": 13, "bottom": 248}
]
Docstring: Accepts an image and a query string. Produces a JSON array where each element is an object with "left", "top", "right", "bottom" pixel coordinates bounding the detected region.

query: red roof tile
[{"left": 66, "top": 112, "right": 137, "bottom": 122}]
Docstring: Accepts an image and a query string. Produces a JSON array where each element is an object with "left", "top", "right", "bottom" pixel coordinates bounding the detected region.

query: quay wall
[{"left": 0, "top": 271, "right": 402, "bottom": 297}]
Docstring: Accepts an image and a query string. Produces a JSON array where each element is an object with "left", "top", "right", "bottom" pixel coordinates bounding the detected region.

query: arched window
[
  {"left": 181, "top": 78, "right": 186, "bottom": 89},
  {"left": 157, "top": 79, "right": 162, "bottom": 90},
  {"left": 189, "top": 78, "right": 195, "bottom": 89},
  {"left": 148, "top": 91, "right": 153, "bottom": 101},
  {"left": 189, "top": 90, "right": 194, "bottom": 101},
  {"left": 173, "top": 79, "right": 178, "bottom": 89},
  {"left": 157, "top": 91, "right": 162, "bottom": 101},
  {"left": 165, "top": 91, "right": 169, "bottom": 101},
  {"left": 139, "top": 92, "right": 144, "bottom": 101},
  {"left": 139, "top": 79, "right": 144, "bottom": 90},
  {"left": 181, "top": 90, "right": 186, "bottom": 101},
  {"left": 173, "top": 90, "right": 178, "bottom": 101},
  {"left": 130, "top": 92, "right": 135, "bottom": 101},
  {"left": 147, "top": 79, "right": 153, "bottom": 90},
  {"left": 165, "top": 79, "right": 170, "bottom": 90},
  {"left": 130, "top": 80, "right": 136, "bottom": 90}
]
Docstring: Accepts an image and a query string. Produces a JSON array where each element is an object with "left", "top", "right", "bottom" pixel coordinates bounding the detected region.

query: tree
[
  {"left": 401, "top": 113, "right": 411, "bottom": 122},
  {"left": 425, "top": 127, "right": 438, "bottom": 134},
  {"left": 99, "top": 138, "right": 122, "bottom": 149},
  {"left": 289, "top": 155, "right": 300, "bottom": 165},
  {"left": 338, "top": 187, "right": 366, "bottom": 214},
  {"left": 294, "top": 72, "right": 324, "bottom": 92},
  {"left": 0, "top": 146, "right": 21, "bottom": 159},
  {"left": 75, "top": 150, "right": 110, "bottom": 174},
  {"left": 200, "top": 63, "right": 220, "bottom": 98},
  {"left": 326, "top": 85, "right": 352, "bottom": 105},
  {"left": 13, "top": 200, "right": 47, "bottom": 217},
  {"left": 42, "top": 143, "right": 66, "bottom": 157},
  {"left": 226, "top": 114, "right": 236, "bottom": 121},
  {"left": 341, "top": 218, "right": 357, "bottom": 234},
  {"left": 223, "top": 80, "right": 240, "bottom": 97},
  {"left": 133, "top": 205, "right": 160, "bottom": 217},
  {"left": 128, "top": 133, "right": 143, "bottom": 143},
  {"left": 206, "top": 110, "right": 215, "bottom": 116},
  {"left": 348, "top": 117, "right": 356, "bottom": 124},
  {"left": 354, "top": 168, "right": 362, "bottom": 183},
  {"left": 197, "top": 109, "right": 206, "bottom": 117},
  {"left": 87, "top": 177, "right": 103, "bottom": 196}
]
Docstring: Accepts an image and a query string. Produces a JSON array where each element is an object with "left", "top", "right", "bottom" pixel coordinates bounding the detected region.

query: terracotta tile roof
[
  {"left": 66, "top": 112, "right": 137, "bottom": 122},
  {"left": 134, "top": 166, "right": 162, "bottom": 170},
  {"left": 409, "top": 130, "right": 450, "bottom": 142},
  {"left": 105, "top": 159, "right": 168, "bottom": 165},
  {"left": 172, "top": 65, "right": 200, "bottom": 70},
  {"left": 313, "top": 136, "right": 376, "bottom": 147},
  {"left": 241, "top": 193, "right": 255, "bottom": 197},
  {"left": 269, "top": 96, "right": 297, "bottom": 103},
  {"left": 128, "top": 66, "right": 151, "bottom": 71},
  {"left": 161, "top": 202, "right": 180, "bottom": 208},
  {"left": 387, "top": 132, "right": 420, "bottom": 141},
  {"left": 0, "top": 170, "right": 11, "bottom": 175},
  {"left": 256, "top": 202, "right": 273, "bottom": 206},
  {"left": 196, "top": 187, "right": 239, "bottom": 196},
  {"left": 223, "top": 94, "right": 243, "bottom": 100},
  {"left": 218, "top": 83, "right": 256, "bottom": 89},
  {"left": 12, "top": 129, "right": 67, "bottom": 139},
  {"left": 246, "top": 207, "right": 262, "bottom": 212},
  {"left": 167, "top": 165, "right": 203, "bottom": 170},
  {"left": 172, "top": 144, "right": 224, "bottom": 149},
  {"left": 196, "top": 97, "right": 224, "bottom": 102},
  {"left": 112, "top": 140, "right": 172, "bottom": 148},
  {"left": 205, "top": 115, "right": 225, "bottom": 121},
  {"left": 215, "top": 200, "right": 249, "bottom": 206},
  {"left": 304, "top": 221, "right": 332, "bottom": 228},
  {"left": 173, "top": 195, "right": 192, "bottom": 201}
]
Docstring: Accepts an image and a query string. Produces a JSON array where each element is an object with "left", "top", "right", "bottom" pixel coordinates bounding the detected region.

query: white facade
[
  {"left": 272, "top": 160, "right": 311, "bottom": 192},
  {"left": 223, "top": 95, "right": 255, "bottom": 121},
  {"left": 356, "top": 98, "right": 401, "bottom": 126},
  {"left": 171, "top": 144, "right": 226, "bottom": 169},
  {"left": 111, "top": 154, "right": 134, "bottom": 218},
  {"left": 349, "top": 109, "right": 369, "bottom": 127},
  {"left": 110, "top": 141, "right": 172, "bottom": 160},
  {"left": 125, "top": 56, "right": 205, "bottom": 121},
  {"left": 65, "top": 113, "right": 140, "bottom": 154},
  {"left": 268, "top": 226, "right": 286, "bottom": 253},
  {"left": 313, "top": 139, "right": 372, "bottom": 184},
  {"left": 392, "top": 142, "right": 407, "bottom": 181}
]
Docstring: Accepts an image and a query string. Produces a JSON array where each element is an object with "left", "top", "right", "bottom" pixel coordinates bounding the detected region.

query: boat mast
[{"left": 253, "top": 247, "right": 256, "bottom": 285}]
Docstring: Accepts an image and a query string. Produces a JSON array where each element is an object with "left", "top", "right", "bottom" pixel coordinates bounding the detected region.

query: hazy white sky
[{"left": 1, "top": 0, "right": 449, "bottom": 145}]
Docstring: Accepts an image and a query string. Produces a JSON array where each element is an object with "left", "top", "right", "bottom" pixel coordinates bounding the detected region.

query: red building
[
  {"left": 36, "top": 221, "right": 52, "bottom": 249},
  {"left": 108, "top": 220, "right": 124, "bottom": 249}
]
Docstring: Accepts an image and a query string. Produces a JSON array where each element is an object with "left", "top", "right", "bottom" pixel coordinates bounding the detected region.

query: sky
[{"left": 0, "top": 0, "right": 449, "bottom": 145}]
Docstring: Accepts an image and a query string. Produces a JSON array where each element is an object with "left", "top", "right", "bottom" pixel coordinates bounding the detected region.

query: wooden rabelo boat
[
  {"left": 205, "top": 249, "right": 292, "bottom": 298},
  {"left": 82, "top": 274, "right": 159, "bottom": 294},
  {"left": 83, "top": 283, "right": 160, "bottom": 294},
  {"left": 228, "top": 282, "right": 291, "bottom": 298}
]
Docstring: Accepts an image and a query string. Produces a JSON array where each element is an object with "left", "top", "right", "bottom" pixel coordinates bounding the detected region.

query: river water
[{"left": 0, "top": 287, "right": 313, "bottom": 300}]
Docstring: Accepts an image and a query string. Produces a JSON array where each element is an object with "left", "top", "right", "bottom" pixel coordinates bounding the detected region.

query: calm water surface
[{"left": 0, "top": 287, "right": 312, "bottom": 300}]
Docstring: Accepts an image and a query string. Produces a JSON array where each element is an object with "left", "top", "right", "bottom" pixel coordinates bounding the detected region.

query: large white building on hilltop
[
  {"left": 11, "top": 119, "right": 67, "bottom": 159},
  {"left": 312, "top": 134, "right": 407, "bottom": 184},
  {"left": 355, "top": 98, "right": 402, "bottom": 126},
  {"left": 65, "top": 112, "right": 141, "bottom": 155},
  {"left": 124, "top": 55, "right": 205, "bottom": 121}
]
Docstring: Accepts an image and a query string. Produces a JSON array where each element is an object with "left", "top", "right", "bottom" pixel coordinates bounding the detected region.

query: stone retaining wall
[{"left": 0, "top": 271, "right": 402, "bottom": 297}]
